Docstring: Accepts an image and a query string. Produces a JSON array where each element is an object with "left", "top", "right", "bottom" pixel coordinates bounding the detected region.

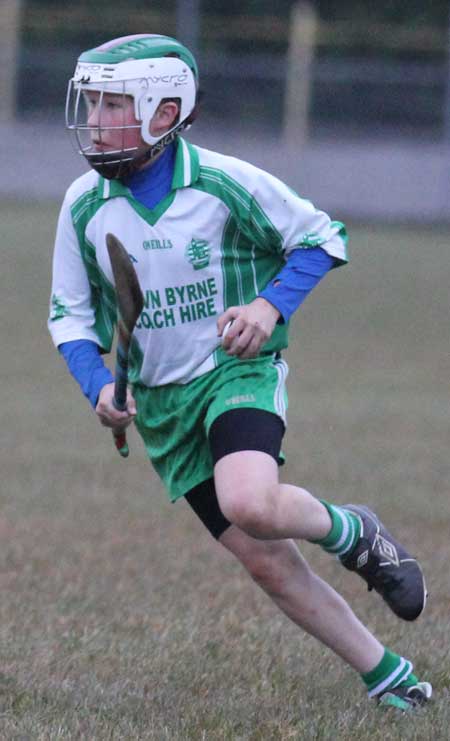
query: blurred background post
[
  {"left": 283, "top": 1, "right": 317, "bottom": 152},
  {"left": 0, "top": 0, "right": 23, "bottom": 122},
  {"left": 176, "top": 0, "right": 200, "bottom": 61},
  {"left": 444, "top": 5, "right": 450, "bottom": 146}
]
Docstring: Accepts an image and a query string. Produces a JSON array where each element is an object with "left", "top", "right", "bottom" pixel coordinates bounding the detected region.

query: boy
[{"left": 49, "top": 34, "right": 431, "bottom": 711}]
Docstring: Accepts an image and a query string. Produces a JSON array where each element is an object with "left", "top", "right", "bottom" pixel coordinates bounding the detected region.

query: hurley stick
[{"left": 106, "top": 233, "right": 144, "bottom": 457}]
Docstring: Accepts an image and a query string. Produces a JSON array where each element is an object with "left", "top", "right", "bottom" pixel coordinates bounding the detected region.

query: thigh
[
  {"left": 214, "top": 449, "right": 280, "bottom": 523},
  {"left": 185, "top": 405, "right": 285, "bottom": 538},
  {"left": 209, "top": 406, "right": 284, "bottom": 517}
]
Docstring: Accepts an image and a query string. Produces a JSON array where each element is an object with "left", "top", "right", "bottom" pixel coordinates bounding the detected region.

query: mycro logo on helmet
[{"left": 148, "top": 75, "right": 188, "bottom": 85}]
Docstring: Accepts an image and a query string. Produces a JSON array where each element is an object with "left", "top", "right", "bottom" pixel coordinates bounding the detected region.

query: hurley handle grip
[
  {"left": 112, "top": 343, "right": 130, "bottom": 458},
  {"left": 113, "top": 429, "right": 129, "bottom": 458}
]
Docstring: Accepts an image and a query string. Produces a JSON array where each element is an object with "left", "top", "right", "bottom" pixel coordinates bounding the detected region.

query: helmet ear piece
[
  {"left": 135, "top": 92, "right": 160, "bottom": 145},
  {"left": 138, "top": 97, "right": 183, "bottom": 146}
]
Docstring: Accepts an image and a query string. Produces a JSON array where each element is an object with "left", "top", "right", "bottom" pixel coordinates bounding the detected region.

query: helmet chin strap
[
  {"left": 84, "top": 121, "right": 190, "bottom": 180},
  {"left": 85, "top": 150, "right": 152, "bottom": 180}
]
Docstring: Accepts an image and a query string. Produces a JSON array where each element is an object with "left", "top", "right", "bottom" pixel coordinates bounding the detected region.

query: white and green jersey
[{"left": 49, "top": 137, "right": 347, "bottom": 387}]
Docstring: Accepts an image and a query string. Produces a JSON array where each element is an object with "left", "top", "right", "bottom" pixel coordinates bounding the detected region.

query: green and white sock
[
  {"left": 310, "top": 501, "right": 361, "bottom": 557},
  {"left": 362, "top": 648, "right": 416, "bottom": 698}
]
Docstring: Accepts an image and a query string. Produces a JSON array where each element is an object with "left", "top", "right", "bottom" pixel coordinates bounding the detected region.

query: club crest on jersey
[
  {"left": 185, "top": 238, "right": 211, "bottom": 270},
  {"left": 50, "top": 294, "right": 71, "bottom": 321},
  {"left": 300, "top": 231, "right": 327, "bottom": 248}
]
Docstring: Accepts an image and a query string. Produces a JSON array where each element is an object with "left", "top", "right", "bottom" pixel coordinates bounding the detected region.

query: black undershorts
[{"left": 184, "top": 408, "right": 284, "bottom": 539}]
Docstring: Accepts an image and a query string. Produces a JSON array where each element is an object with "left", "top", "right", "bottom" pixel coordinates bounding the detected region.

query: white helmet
[{"left": 66, "top": 34, "right": 199, "bottom": 178}]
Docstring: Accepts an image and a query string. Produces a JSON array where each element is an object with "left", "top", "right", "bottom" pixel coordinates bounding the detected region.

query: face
[{"left": 83, "top": 90, "right": 144, "bottom": 154}]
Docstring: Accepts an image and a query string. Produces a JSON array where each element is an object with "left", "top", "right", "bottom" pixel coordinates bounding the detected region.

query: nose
[
  {"left": 87, "top": 106, "right": 104, "bottom": 146},
  {"left": 87, "top": 105, "right": 100, "bottom": 127}
]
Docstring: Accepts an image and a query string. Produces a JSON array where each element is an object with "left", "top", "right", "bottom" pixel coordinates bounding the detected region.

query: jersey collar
[
  {"left": 171, "top": 137, "right": 200, "bottom": 190},
  {"left": 97, "top": 137, "right": 200, "bottom": 200}
]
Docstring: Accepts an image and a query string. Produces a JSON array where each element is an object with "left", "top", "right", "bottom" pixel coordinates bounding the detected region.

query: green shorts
[{"left": 133, "top": 353, "right": 289, "bottom": 501}]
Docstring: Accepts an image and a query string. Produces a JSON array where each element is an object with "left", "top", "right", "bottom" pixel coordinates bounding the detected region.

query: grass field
[{"left": 2, "top": 200, "right": 450, "bottom": 739}]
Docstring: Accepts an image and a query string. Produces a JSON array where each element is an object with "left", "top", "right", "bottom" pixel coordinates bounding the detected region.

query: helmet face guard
[{"left": 65, "top": 35, "right": 198, "bottom": 179}]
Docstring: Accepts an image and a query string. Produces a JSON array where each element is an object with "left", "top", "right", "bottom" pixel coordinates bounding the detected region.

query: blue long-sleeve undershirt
[
  {"left": 59, "top": 146, "right": 334, "bottom": 407},
  {"left": 59, "top": 340, "right": 114, "bottom": 408},
  {"left": 259, "top": 247, "right": 334, "bottom": 323}
]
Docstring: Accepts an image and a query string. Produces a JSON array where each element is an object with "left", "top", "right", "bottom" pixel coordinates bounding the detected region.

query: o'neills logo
[{"left": 143, "top": 239, "right": 173, "bottom": 250}]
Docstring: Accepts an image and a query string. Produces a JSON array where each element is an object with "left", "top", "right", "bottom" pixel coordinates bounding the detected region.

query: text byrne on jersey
[{"left": 135, "top": 276, "right": 219, "bottom": 330}]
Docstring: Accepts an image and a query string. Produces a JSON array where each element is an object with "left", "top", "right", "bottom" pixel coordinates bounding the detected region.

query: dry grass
[{"left": 1, "top": 200, "right": 449, "bottom": 739}]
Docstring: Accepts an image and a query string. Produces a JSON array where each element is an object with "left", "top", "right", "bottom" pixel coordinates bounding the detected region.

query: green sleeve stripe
[
  {"left": 250, "top": 244, "right": 259, "bottom": 295},
  {"left": 71, "top": 187, "right": 99, "bottom": 224},
  {"left": 231, "top": 223, "right": 245, "bottom": 305},
  {"left": 220, "top": 215, "right": 240, "bottom": 308},
  {"left": 70, "top": 194, "right": 115, "bottom": 351},
  {"left": 83, "top": 237, "right": 116, "bottom": 350}
]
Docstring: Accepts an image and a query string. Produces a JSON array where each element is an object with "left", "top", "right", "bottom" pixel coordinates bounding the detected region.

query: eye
[
  {"left": 84, "top": 95, "right": 98, "bottom": 110},
  {"left": 106, "top": 100, "right": 122, "bottom": 110}
]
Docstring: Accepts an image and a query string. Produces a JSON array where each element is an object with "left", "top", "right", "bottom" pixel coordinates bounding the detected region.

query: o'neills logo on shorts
[{"left": 225, "top": 394, "right": 256, "bottom": 406}]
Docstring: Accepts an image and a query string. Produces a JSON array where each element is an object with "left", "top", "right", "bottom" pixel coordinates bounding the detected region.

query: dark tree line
[{"left": 26, "top": 0, "right": 449, "bottom": 25}]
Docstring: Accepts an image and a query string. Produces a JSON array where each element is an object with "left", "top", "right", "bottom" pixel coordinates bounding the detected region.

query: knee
[{"left": 218, "top": 487, "right": 276, "bottom": 538}]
